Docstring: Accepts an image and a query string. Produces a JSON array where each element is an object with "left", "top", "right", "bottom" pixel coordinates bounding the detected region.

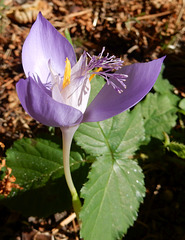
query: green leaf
[
  {"left": 75, "top": 105, "right": 145, "bottom": 157},
  {"left": 64, "top": 28, "right": 73, "bottom": 46},
  {"left": 1, "top": 138, "right": 88, "bottom": 217},
  {"left": 154, "top": 65, "right": 180, "bottom": 105},
  {"left": 140, "top": 93, "right": 178, "bottom": 142},
  {"left": 167, "top": 141, "right": 185, "bottom": 159},
  {"left": 154, "top": 65, "right": 173, "bottom": 93},
  {"left": 179, "top": 98, "right": 185, "bottom": 111},
  {"left": 75, "top": 106, "right": 146, "bottom": 240},
  {"left": 88, "top": 74, "right": 105, "bottom": 105},
  {"left": 80, "top": 156, "right": 145, "bottom": 240}
]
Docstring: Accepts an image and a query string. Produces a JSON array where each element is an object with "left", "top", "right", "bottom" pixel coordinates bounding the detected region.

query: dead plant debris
[{"left": 0, "top": 158, "right": 23, "bottom": 197}]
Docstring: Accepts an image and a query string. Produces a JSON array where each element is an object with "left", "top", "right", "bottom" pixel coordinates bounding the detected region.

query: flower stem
[{"left": 61, "top": 125, "right": 81, "bottom": 220}]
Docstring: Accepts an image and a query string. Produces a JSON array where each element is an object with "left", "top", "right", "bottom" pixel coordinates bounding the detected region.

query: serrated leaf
[
  {"left": 1, "top": 138, "right": 88, "bottom": 217},
  {"left": 153, "top": 65, "right": 180, "bottom": 105},
  {"left": 179, "top": 98, "right": 185, "bottom": 111},
  {"left": 75, "top": 107, "right": 145, "bottom": 240},
  {"left": 140, "top": 93, "right": 178, "bottom": 142},
  {"left": 154, "top": 65, "right": 173, "bottom": 93},
  {"left": 75, "top": 105, "right": 145, "bottom": 157},
  {"left": 80, "top": 156, "right": 145, "bottom": 240},
  {"left": 167, "top": 141, "right": 185, "bottom": 159}
]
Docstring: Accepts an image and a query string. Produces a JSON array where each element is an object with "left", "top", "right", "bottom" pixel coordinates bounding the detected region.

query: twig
[
  {"left": 65, "top": 9, "right": 92, "bottom": 19},
  {"left": 131, "top": 10, "right": 173, "bottom": 21},
  {"left": 72, "top": 218, "right": 79, "bottom": 240},
  {"left": 52, "top": 212, "right": 76, "bottom": 235},
  {"left": 2, "top": 79, "right": 14, "bottom": 88}
]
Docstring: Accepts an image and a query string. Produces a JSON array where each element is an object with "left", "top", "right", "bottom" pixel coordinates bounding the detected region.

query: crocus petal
[
  {"left": 70, "top": 51, "right": 87, "bottom": 78},
  {"left": 83, "top": 56, "right": 165, "bottom": 122},
  {"left": 22, "top": 12, "right": 76, "bottom": 84},
  {"left": 16, "top": 77, "right": 83, "bottom": 127}
]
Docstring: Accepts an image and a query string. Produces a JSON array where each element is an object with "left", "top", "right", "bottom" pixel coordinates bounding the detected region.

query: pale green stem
[{"left": 61, "top": 125, "right": 81, "bottom": 220}]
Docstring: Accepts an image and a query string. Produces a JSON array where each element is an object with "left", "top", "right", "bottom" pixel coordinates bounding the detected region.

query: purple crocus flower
[
  {"left": 16, "top": 12, "right": 165, "bottom": 219},
  {"left": 16, "top": 13, "right": 165, "bottom": 128}
]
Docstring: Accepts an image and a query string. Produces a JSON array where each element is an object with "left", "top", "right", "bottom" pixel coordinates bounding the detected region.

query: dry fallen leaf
[
  {"left": 6, "top": 0, "right": 53, "bottom": 24},
  {"left": 0, "top": 159, "right": 23, "bottom": 197}
]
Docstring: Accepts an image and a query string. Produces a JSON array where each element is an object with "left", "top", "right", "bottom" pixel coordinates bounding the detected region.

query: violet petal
[
  {"left": 83, "top": 57, "right": 165, "bottom": 122},
  {"left": 22, "top": 12, "right": 76, "bottom": 84},
  {"left": 16, "top": 77, "right": 83, "bottom": 127}
]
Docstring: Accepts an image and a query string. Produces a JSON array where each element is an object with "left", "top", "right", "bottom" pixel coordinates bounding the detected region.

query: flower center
[{"left": 48, "top": 47, "right": 128, "bottom": 106}]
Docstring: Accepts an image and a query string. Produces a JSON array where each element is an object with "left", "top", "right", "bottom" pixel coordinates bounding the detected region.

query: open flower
[
  {"left": 16, "top": 12, "right": 165, "bottom": 220},
  {"left": 16, "top": 12, "right": 165, "bottom": 128}
]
